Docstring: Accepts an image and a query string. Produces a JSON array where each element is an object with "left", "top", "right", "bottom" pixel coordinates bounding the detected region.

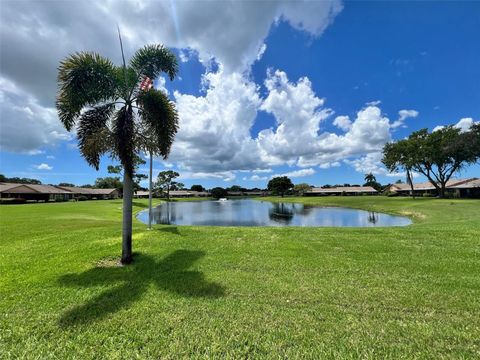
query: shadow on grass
[
  {"left": 132, "top": 201, "right": 149, "bottom": 209},
  {"left": 156, "top": 226, "right": 180, "bottom": 235},
  {"left": 58, "top": 250, "right": 224, "bottom": 327}
]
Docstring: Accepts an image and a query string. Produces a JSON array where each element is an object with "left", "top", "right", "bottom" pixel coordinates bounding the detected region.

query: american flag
[{"left": 139, "top": 76, "right": 153, "bottom": 91}]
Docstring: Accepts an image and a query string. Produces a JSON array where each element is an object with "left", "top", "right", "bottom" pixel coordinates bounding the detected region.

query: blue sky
[{"left": 0, "top": 0, "right": 479, "bottom": 188}]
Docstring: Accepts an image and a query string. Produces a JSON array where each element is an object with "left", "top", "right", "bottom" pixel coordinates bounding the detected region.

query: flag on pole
[{"left": 139, "top": 76, "right": 153, "bottom": 91}]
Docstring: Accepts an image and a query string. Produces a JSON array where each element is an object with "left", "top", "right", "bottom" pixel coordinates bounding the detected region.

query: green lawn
[{"left": 1, "top": 197, "right": 479, "bottom": 359}]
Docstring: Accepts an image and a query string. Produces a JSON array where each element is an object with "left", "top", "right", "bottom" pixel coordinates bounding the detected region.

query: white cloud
[
  {"left": 273, "top": 168, "right": 316, "bottom": 178},
  {"left": 333, "top": 115, "right": 352, "bottom": 131},
  {"left": 155, "top": 76, "right": 169, "bottom": 95},
  {"left": 250, "top": 175, "right": 268, "bottom": 181},
  {"left": 0, "top": 77, "right": 72, "bottom": 154},
  {"left": 433, "top": 117, "right": 478, "bottom": 133},
  {"left": 366, "top": 100, "right": 381, "bottom": 106},
  {"left": 170, "top": 67, "right": 263, "bottom": 173},
  {"left": 256, "top": 43, "right": 267, "bottom": 61},
  {"left": 391, "top": 109, "right": 418, "bottom": 129},
  {"left": 34, "top": 163, "right": 53, "bottom": 170},
  {"left": 319, "top": 161, "right": 341, "bottom": 169},
  {"left": 46, "top": 155, "right": 55, "bottom": 159}
]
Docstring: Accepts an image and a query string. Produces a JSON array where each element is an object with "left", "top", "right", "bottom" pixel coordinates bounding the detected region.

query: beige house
[
  {"left": 0, "top": 183, "right": 72, "bottom": 201},
  {"left": 0, "top": 183, "right": 119, "bottom": 202},
  {"left": 385, "top": 178, "right": 479, "bottom": 198},
  {"left": 305, "top": 186, "right": 377, "bottom": 196}
]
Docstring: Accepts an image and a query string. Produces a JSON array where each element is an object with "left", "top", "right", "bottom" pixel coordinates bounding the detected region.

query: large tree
[
  {"left": 293, "top": 183, "right": 311, "bottom": 196},
  {"left": 383, "top": 124, "right": 480, "bottom": 198},
  {"left": 57, "top": 43, "right": 179, "bottom": 264},
  {"left": 155, "top": 170, "right": 180, "bottom": 201},
  {"left": 363, "top": 173, "right": 382, "bottom": 191},
  {"left": 267, "top": 176, "right": 293, "bottom": 197}
]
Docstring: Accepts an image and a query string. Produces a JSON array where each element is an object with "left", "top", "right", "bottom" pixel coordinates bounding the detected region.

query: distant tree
[
  {"left": 383, "top": 124, "right": 480, "bottom": 198},
  {"left": 0, "top": 175, "right": 42, "bottom": 184},
  {"left": 170, "top": 182, "right": 184, "bottom": 191},
  {"left": 267, "top": 176, "right": 293, "bottom": 197},
  {"left": 58, "top": 182, "right": 76, "bottom": 187},
  {"left": 395, "top": 179, "right": 404, "bottom": 184},
  {"left": 227, "top": 185, "right": 242, "bottom": 192},
  {"left": 190, "top": 184, "right": 205, "bottom": 192},
  {"left": 210, "top": 187, "right": 228, "bottom": 199},
  {"left": 108, "top": 155, "right": 148, "bottom": 194},
  {"left": 363, "top": 173, "right": 382, "bottom": 191},
  {"left": 94, "top": 177, "right": 123, "bottom": 190},
  {"left": 81, "top": 184, "right": 94, "bottom": 188},
  {"left": 293, "top": 183, "right": 311, "bottom": 195},
  {"left": 155, "top": 170, "right": 180, "bottom": 200}
]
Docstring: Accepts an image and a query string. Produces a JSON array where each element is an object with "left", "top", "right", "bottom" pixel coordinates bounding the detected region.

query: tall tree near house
[
  {"left": 383, "top": 124, "right": 480, "bottom": 198},
  {"left": 267, "top": 176, "right": 293, "bottom": 197},
  {"left": 56, "top": 41, "right": 179, "bottom": 264},
  {"left": 382, "top": 139, "right": 416, "bottom": 198},
  {"left": 155, "top": 170, "right": 180, "bottom": 201}
]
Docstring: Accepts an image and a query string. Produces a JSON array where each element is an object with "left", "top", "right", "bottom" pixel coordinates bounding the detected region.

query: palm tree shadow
[
  {"left": 156, "top": 226, "right": 180, "bottom": 235},
  {"left": 58, "top": 250, "right": 224, "bottom": 327}
]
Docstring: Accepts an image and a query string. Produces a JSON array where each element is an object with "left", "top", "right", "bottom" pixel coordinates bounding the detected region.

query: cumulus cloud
[
  {"left": 249, "top": 174, "right": 268, "bottom": 181},
  {"left": 0, "top": 77, "right": 72, "bottom": 154},
  {"left": 433, "top": 117, "right": 478, "bottom": 133},
  {"left": 34, "top": 163, "right": 53, "bottom": 170},
  {"left": 273, "top": 168, "right": 316, "bottom": 178},
  {"left": 0, "top": 0, "right": 342, "bottom": 157},
  {"left": 333, "top": 115, "right": 352, "bottom": 131},
  {"left": 391, "top": 109, "right": 419, "bottom": 129}
]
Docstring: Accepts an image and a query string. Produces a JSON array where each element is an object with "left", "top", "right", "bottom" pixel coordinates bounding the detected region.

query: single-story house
[
  {"left": 386, "top": 178, "right": 479, "bottom": 198},
  {"left": 55, "top": 186, "right": 119, "bottom": 200},
  {"left": 305, "top": 186, "right": 378, "bottom": 196},
  {"left": 133, "top": 190, "right": 150, "bottom": 198},
  {"left": 167, "top": 190, "right": 210, "bottom": 198},
  {"left": 0, "top": 183, "right": 73, "bottom": 201},
  {"left": 227, "top": 191, "right": 268, "bottom": 197}
]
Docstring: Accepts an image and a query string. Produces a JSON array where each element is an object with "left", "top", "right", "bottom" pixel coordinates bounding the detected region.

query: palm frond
[
  {"left": 77, "top": 104, "right": 114, "bottom": 170},
  {"left": 56, "top": 52, "right": 117, "bottom": 130},
  {"left": 130, "top": 44, "right": 178, "bottom": 81},
  {"left": 137, "top": 89, "right": 179, "bottom": 159},
  {"left": 113, "top": 106, "right": 135, "bottom": 175}
]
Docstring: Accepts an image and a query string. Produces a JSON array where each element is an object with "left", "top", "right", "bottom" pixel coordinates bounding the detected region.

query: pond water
[{"left": 136, "top": 199, "right": 411, "bottom": 227}]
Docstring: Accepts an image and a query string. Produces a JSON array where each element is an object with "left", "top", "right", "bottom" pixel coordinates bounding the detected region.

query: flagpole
[{"left": 148, "top": 150, "right": 153, "bottom": 230}]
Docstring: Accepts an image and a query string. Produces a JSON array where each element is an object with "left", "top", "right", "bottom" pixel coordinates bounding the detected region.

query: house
[
  {"left": 385, "top": 178, "right": 479, "bottom": 198},
  {"left": 133, "top": 190, "right": 150, "bottom": 198},
  {"left": 167, "top": 190, "right": 210, "bottom": 198},
  {"left": 0, "top": 183, "right": 119, "bottom": 202},
  {"left": 0, "top": 183, "right": 73, "bottom": 201},
  {"left": 305, "top": 186, "right": 378, "bottom": 196},
  {"left": 55, "top": 186, "right": 119, "bottom": 200}
]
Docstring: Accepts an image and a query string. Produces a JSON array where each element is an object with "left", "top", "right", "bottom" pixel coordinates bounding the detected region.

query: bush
[
  {"left": 422, "top": 193, "right": 434, "bottom": 197},
  {"left": 0, "top": 198, "right": 27, "bottom": 204},
  {"left": 387, "top": 192, "right": 399, "bottom": 197},
  {"left": 78, "top": 196, "right": 88, "bottom": 201}
]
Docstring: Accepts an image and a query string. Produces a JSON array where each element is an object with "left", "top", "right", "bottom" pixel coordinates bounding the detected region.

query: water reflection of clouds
[{"left": 137, "top": 199, "right": 412, "bottom": 227}]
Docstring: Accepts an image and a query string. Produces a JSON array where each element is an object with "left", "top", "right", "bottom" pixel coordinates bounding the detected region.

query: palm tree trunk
[
  {"left": 121, "top": 171, "right": 133, "bottom": 264},
  {"left": 407, "top": 168, "right": 415, "bottom": 199},
  {"left": 148, "top": 152, "right": 153, "bottom": 230}
]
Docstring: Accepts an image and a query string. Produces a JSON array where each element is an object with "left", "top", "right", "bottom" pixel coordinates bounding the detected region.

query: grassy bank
[{"left": 1, "top": 197, "right": 479, "bottom": 358}]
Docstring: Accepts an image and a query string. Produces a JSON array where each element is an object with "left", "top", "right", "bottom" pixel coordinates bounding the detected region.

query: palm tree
[
  {"left": 56, "top": 44, "right": 179, "bottom": 264},
  {"left": 364, "top": 173, "right": 376, "bottom": 183}
]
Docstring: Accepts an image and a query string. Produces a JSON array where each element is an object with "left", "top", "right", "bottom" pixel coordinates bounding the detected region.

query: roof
[
  {"left": 0, "top": 183, "right": 71, "bottom": 194},
  {"left": 56, "top": 186, "right": 118, "bottom": 195},
  {"left": 449, "top": 178, "right": 480, "bottom": 189},
  {"left": 389, "top": 178, "right": 478, "bottom": 191},
  {"left": 308, "top": 186, "right": 377, "bottom": 193},
  {"left": 1, "top": 183, "right": 117, "bottom": 195},
  {"left": 134, "top": 191, "right": 150, "bottom": 196}
]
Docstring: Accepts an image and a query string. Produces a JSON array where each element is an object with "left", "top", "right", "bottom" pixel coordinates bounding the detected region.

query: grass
[{"left": 1, "top": 197, "right": 479, "bottom": 359}]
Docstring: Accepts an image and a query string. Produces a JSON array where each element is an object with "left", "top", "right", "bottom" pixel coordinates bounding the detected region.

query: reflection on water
[{"left": 137, "top": 199, "right": 411, "bottom": 227}]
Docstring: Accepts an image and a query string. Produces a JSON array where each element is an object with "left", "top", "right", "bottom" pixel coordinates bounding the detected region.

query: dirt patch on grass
[
  {"left": 95, "top": 256, "right": 122, "bottom": 268},
  {"left": 400, "top": 210, "right": 426, "bottom": 220}
]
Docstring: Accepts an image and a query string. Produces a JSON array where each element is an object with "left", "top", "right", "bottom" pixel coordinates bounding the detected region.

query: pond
[{"left": 136, "top": 199, "right": 411, "bottom": 227}]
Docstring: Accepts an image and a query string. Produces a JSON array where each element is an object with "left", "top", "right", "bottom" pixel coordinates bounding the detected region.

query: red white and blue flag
[{"left": 139, "top": 76, "right": 153, "bottom": 91}]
